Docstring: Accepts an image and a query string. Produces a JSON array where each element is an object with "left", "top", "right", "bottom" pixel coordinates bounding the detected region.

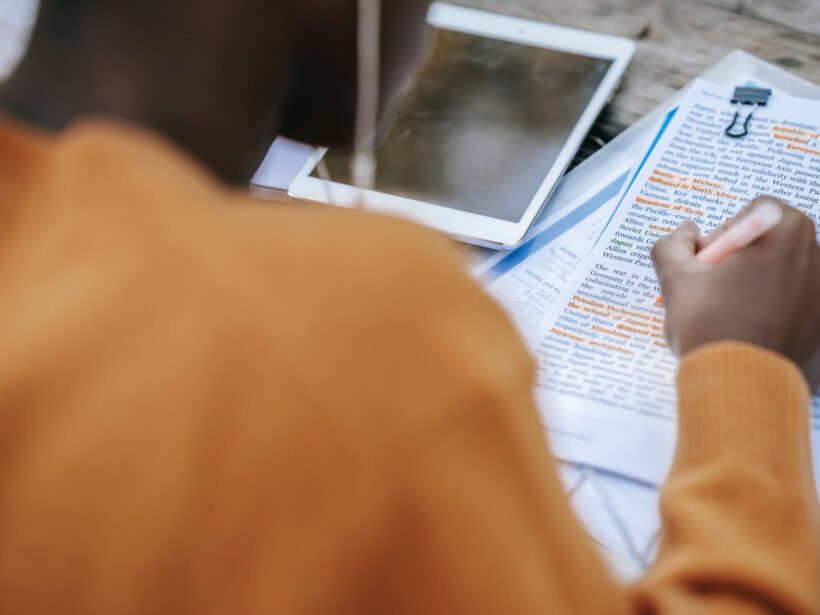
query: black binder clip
[{"left": 724, "top": 86, "right": 772, "bottom": 138}]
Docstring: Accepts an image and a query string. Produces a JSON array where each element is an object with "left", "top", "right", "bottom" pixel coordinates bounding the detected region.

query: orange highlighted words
[
  {"left": 786, "top": 143, "right": 820, "bottom": 157},
  {"left": 635, "top": 196, "right": 706, "bottom": 217}
]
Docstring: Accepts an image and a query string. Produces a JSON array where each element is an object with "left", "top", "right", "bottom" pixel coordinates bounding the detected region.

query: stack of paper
[
  {"left": 475, "top": 78, "right": 820, "bottom": 578},
  {"left": 253, "top": 58, "right": 820, "bottom": 581}
]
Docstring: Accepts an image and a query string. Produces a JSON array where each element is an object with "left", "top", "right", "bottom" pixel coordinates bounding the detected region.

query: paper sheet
[
  {"left": 475, "top": 164, "right": 631, "bottom": 339},
  {"left": 472, "top": 166, "right": 669, "bottom": 579},
  {"left": 533, "top": 80, "right": 820, "bottom": 486},
  {"left": 572, "top": 470, "right": 660, "bottom": 575},
  {"left": 251, "top": 137, "right": 314, "bottom": 192}
]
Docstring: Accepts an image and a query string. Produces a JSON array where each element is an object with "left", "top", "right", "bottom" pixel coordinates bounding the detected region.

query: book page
[{"left": 532, "top": 80, "right": 820, "bottom": 486}]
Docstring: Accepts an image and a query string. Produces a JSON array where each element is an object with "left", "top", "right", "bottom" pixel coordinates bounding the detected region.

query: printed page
[
  {"left": 472, "top": 148, "right": 659, "bottom": 577},
  {"left": 475, "top": 165, "right": 630, "bottom": 339},
  {"left": 533, "top": 80, "right": 820, "bottom": 486}
]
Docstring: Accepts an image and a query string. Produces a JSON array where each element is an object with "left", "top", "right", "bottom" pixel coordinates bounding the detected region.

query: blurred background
[{"left": 2, "top": 0, "right": 819, "bottom": 162}]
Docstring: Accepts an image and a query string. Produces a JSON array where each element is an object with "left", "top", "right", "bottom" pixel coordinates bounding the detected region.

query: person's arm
[
  {"left": 634, "top": 342, "right": 818, "bottom": 614},
  {"left": 375, "top": 199, "right": 819, "bottom": 614},
  {"left": 636, "top": 199, "right": 820, "bottom": 613},
  {"left": 374, "top": 349, "right": 817, "bottom": 615}
]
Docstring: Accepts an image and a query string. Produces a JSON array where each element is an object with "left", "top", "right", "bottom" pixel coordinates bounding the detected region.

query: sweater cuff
[{"left": 675, "top": 342, "right": 813, "bottom": 476}]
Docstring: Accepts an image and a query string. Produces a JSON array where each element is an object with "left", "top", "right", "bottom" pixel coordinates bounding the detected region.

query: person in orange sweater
[{"left": 0, "top": 0, "right": 817, "bottom": 614}]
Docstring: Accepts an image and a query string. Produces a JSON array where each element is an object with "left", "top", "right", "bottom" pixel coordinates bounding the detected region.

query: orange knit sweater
[{"left": 0, "top": 116, "right": 817, "bottom": 614}]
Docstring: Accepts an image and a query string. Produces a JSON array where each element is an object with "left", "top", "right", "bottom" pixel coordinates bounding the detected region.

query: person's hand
[{"left": 651, "top": 197, "right": 820, "bottom": 386}]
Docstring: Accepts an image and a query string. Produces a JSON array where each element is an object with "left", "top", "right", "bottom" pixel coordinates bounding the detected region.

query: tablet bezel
[{"left": 288, "top": 2, "right": 635, "bottom": 248}]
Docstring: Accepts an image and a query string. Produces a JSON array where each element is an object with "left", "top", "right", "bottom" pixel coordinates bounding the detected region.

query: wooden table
[{"left": 462, "top": 0, "right": 820, "bottom": 164}]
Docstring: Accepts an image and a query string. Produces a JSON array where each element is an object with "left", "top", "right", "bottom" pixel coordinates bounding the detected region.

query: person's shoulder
[
  {"left": 232, "top": 205, "right": 537, "bottom": 453},
  {"left": 44, "top": 119, "right": 535, "bottom": 453}
]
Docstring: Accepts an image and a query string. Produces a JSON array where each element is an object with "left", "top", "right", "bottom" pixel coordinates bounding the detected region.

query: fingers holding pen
[
  {"left": 651, "top": 220, "right": 700, "bottom": 273},
  {"left": 651, "top": 195, "right": 820, "bottom": 369}
]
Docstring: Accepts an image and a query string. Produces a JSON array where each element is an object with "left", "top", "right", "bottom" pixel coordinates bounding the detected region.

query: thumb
[{"left": 651, "top": 220, "right": 701, "bottom": 283}]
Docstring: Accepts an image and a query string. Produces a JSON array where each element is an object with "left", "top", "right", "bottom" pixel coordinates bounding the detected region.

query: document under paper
[
  {"left": 474, "top": 166, "right": 665, "bottom": 579},
  {"left": 476, "top": 165, "right": 630, "bottom": 338},
  {"left": 533, "top": 80, "right": 820, "bottom": 486}
]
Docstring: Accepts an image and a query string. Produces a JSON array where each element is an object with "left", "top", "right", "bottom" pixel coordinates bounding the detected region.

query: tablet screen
[{"left": 314, "top": 28, "right": 613, "bottom": 223}]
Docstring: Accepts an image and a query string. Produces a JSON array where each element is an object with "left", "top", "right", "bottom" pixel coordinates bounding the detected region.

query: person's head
[{"left": 1, "top": 0, "right": 433, "bottom": 182}]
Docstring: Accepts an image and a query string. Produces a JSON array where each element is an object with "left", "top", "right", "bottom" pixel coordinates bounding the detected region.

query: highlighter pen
[{"left": 656, "top": 199, "right": 784, "bottom": 306}]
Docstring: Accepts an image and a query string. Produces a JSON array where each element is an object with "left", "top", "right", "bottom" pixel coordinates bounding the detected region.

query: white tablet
[{"left": 289, "top": 3, "right": 635, "bottom": 248}]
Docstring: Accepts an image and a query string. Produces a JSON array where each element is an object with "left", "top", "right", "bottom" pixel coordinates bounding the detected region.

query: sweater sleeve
[
  {"left": 632, "top": 342, "right": 820, "bottom": 614},
  {"left": 378, "top": 342, "right": 819, "bottom": 615}
]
